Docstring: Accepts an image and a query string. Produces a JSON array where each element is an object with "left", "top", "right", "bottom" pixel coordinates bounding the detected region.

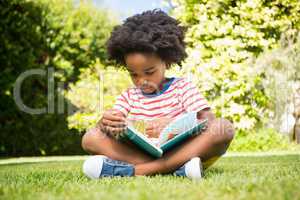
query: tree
[{"left": 170, "top": 0, "right": 300, "bottom": 133}]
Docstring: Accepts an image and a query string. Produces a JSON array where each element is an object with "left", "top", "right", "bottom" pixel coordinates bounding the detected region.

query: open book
[{"left": 119, "top": 112, "right": 208, "bottom": 158}]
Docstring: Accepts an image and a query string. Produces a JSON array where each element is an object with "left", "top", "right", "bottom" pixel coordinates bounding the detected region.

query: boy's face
[{"left": 124, "top": 53, "right": 167, "bottom": 94}]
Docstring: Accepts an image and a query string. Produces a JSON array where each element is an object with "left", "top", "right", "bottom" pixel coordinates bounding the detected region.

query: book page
[
  {"left": 128, "top": 120, "right": 146, "bottom": 134},
  {"left": 158, "top": 112, "right": 199, "bottom": 145},
  {"left": 127, "top": 120, "right": 161, "bottom": 145},
  {"left": 128, "top": 119, "right": 161, "bottom": 146}
]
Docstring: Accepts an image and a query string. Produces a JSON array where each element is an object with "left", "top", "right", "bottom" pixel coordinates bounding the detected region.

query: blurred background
[{"left": 0, "top": 0, "right": 299, "bottom": 157}]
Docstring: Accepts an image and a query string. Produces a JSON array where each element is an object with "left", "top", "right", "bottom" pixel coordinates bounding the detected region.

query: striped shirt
[{"left": 112, "top": 77, "right": 210, "bottom": 121}]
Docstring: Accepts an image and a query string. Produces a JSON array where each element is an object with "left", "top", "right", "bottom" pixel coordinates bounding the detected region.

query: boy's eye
[{"left": 145, "top": 71, "right": 155, "bottom": 75}]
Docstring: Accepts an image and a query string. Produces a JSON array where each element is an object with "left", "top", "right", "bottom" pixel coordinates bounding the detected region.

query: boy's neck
[{"left": 146, "top": 77, "right": 170, "bottom": 95}]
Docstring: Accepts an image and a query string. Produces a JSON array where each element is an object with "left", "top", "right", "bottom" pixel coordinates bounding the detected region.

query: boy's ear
[{"left": 166, "top": 63, "right": 172, "bottom": 69}]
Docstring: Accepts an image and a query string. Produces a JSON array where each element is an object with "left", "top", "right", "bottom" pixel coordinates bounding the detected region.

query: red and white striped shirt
[{"left": 113, "top": 77, "right": 210, "bottom": 121}]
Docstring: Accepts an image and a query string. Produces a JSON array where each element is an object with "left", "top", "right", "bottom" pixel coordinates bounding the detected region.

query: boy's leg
[
  {"left": 81, "top": 127, "right": 154, "bottom": 165},
  {"left": 134, "top": 118, "right": 234, "bottom": 175}
]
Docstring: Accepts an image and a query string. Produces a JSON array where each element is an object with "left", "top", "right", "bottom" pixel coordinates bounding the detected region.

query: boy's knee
[
  {"left": 209, "top": 119, "right": 235, "bottom": 144},
  {"left": 81, "top": 127, "right": 104, "bottom": 152},
  {"left": 222, "top": 119, "right": 235, "bottom": 143}
]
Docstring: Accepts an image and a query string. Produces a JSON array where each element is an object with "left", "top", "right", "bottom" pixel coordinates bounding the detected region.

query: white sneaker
[{"left": 173, "top": 157, "right": 203, "bottom": 180}]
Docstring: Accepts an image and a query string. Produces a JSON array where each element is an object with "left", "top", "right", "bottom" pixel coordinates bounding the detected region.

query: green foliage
[
  {"left": 229, "top": 128, "right": 300, "bottom": 152},
  {"left": 171, "top": 0, "right": 300, "bottom": 132},
  {"left": 0, "top": 0, "right": 115, "bottom": 156}
]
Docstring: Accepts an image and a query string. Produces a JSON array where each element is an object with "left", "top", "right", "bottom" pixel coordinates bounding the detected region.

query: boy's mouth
[
  {"left": 141, "top": 85, "right": 152, "bottom": 91},
  {"left": 141, "top": 85, "right": 155, "bottom": 93},
  {"left": 142, "top": 85, "right": 151, "bottom": 89},
  {"left": 140, "top": 81, "right": 160, "bottom": 93}
]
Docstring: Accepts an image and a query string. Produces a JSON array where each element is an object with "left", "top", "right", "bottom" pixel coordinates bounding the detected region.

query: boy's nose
[{"left": 137, "top": 79, "right": 148, "bottom": 87}]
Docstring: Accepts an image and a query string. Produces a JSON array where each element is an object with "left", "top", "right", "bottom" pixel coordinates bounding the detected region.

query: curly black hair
[{"left": 106, "top": 9, "right": 187, "bottom": 68}]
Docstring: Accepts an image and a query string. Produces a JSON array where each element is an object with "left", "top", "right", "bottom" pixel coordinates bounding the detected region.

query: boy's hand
[
  {"left": 145, "top": 117, "right": 173, "bottom": 138},
  {"left": 97, "top": 109, "right": 127, "bottom": 138}
]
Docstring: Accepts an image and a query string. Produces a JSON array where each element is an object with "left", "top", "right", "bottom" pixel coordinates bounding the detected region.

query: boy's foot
[
  {"left": 82, "top": 155, "right": 134, "bottom": 179},
  {"left": 173, "top": 157, "right": 203, "bottom": 180}
]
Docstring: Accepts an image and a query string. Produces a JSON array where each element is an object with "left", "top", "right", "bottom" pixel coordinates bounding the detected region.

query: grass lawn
[{"left": 0, "top": 152, "right": 300, "bottom": 200}]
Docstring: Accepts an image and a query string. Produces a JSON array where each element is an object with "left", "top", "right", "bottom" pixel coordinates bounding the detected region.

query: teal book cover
[{"left": 120, "top": 112, "right": 208, "bottom": 158}]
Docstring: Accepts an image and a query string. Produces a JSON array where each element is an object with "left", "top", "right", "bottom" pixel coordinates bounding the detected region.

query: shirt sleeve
[
  {"left": 180, "top": 79, "right": 210, "bottom": 113},
  {"left": 112, "top": 90, "right": 131, "bottom": 117}
]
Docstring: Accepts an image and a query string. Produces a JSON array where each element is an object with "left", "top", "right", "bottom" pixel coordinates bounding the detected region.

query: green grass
[{"left": 1, "top": 153, "right": 300, "bottom": 200}]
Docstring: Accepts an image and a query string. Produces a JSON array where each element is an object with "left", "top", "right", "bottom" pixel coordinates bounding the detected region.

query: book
[{"left": 119, "top": 112, "right": 208, "bottom": 158}]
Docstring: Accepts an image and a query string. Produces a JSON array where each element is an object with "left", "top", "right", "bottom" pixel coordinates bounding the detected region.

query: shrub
[
  {"left": 170, "top": 0, "right": 300, "bottom": 133},
  {"left": 0, "top": 0, "right": 115, "bottom": 156}
]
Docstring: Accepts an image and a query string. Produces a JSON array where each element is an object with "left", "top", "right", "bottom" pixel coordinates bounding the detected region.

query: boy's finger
[
  {"left": 102, "top": 118, "right": 126, "bottom": 127},
  {"left": 106, "top": 126, "right": 126, "bottom": 135},
  {"left": 111, "top": 109, "right": 123, "bottom": 116},
  {"left": 103, "top": 112, "right": 126, "bottom": 122}
]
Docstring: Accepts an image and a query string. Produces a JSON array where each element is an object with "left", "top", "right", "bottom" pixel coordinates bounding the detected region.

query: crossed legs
[{"left": 81, "top": 118, "right": 234, "bottom": 176}]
